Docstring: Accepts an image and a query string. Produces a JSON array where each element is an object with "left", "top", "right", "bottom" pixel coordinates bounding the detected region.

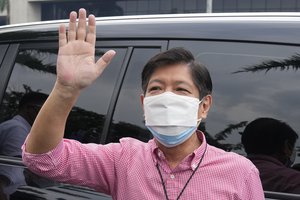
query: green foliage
[{"left": 233, "top": 53, "right": 300, "bottom": 74}]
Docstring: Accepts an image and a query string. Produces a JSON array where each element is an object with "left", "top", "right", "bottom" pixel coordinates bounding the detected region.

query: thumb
[{"left": 96, "top": 50, "right": 116, "bottom": 74}]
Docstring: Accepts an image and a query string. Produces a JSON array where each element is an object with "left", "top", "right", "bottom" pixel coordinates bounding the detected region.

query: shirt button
[
  {"left": 170, "top": 174, "right": 175, "bottom": 179},
  {"left": 192, "top": 163, "right": 197, "bottom": 170}
]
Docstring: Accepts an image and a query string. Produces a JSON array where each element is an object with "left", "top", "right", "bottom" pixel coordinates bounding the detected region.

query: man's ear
[
  {"left": 140, "top": 94, "right": 145, "bottom": 114},
  {"left": 140, "top": 94, "right": 145, "bottom": 106},
  {"left": 198, "top": 95, "right": 212, "bottom": 119}
]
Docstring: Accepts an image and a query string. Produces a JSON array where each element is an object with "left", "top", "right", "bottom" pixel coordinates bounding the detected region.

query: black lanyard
[{"left": 156, "top": 143, "right": 207, "bottom": 200}]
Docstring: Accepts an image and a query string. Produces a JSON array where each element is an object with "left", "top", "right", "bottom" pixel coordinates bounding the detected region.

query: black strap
[{"left": 156, "top": 143, "right": 207, "bottom": 200}]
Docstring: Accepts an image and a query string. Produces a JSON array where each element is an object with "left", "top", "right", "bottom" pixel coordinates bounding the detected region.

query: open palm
[{"left": 56, "top": 9, "right": 115, "bottom": 91}]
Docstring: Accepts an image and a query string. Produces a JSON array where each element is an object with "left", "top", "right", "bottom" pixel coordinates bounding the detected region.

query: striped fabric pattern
[{"left": 22, "top": 131, "right": 264, "bottom": 200}]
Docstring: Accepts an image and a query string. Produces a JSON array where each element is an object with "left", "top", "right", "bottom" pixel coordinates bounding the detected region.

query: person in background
[
  {"left": 21, "top": 8, "right": 264, "bottom": 199},
  {"left": 242, "top": 117, "right": 300, "bottom": 194},
  {"left": 0, "top": 92, "right": 48, "bottom": 199}
]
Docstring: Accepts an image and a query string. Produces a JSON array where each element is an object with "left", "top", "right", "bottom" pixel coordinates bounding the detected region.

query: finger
[
  {"left": 86, "top": 14, "right": 96, "bottom": 45},
  {"left": 59, "top": 24, "right": 67, "bottom": 47},
  {"left": 68, "top": 11, "right": 77, "bottom": 42},
  {"left": 95, "top": 50, "right": 116, "bottom": 74},
  {"left": 77, "top": 8, "right": 87, "bottom": 41}
]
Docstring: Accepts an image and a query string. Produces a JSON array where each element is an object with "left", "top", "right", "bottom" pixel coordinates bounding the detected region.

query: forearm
[
  {"left": 25, "top": 82, "right": 80, "bottom": 154},
  {"left": 25, "top": 9, "right": 114, "bottom": 154},
  {"left": 23, "top": 139, "right": 119, "bottom": 194}
]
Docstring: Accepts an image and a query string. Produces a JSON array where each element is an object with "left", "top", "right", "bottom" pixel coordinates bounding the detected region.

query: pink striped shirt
[{"left": 22, "top": 132, "right": 264, "bottom": 200}]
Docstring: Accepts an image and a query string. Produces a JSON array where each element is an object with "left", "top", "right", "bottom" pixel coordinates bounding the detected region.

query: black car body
[{"left": 1, "top": 13, "right": 300, "bottom": 199}]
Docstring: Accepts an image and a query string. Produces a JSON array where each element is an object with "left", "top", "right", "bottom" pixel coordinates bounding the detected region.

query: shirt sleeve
[
  {"left": 22, "top": 138, "right": 122, "bottom": 195},
  {"left": 241, "top": 165, "right": 265, "bottom": 200}
]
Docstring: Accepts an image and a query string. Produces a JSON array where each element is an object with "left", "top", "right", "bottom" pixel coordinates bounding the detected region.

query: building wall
[
  {"left": 0, "top": 6, "right": 7, "bottom": 25},
  {"left": 6, "top": 0, "right": 300, "bottom": 25},
  {"left": 9, "top": 0, "right": 41, "bottom": 24}
]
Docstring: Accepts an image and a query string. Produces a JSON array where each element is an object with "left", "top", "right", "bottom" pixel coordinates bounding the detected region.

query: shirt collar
[
  {"left": 191, "top": 131, "right": 207, "bottom": 170},
  {"left": 149, "top": 130, "right": 208, "bottom": 171}
]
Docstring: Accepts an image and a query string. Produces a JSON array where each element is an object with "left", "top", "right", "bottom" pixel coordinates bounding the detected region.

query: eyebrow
[
  {"left": 148, "top": 79, "right": 164, "bottom": 85},
  {"left": 148, "top": 79, "right": 193, "bottom": 88}
]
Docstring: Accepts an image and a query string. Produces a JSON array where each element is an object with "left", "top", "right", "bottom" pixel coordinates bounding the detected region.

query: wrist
[{"left": 53, "top": 81, "right": 81, "bottom": 101}]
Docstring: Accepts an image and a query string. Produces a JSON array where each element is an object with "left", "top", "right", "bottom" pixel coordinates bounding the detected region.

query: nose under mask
[{"left": 144, "top": 92, "right": 202, "bottom": 147}]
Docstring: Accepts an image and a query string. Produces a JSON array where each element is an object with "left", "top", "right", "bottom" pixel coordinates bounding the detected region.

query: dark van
[{"left": 1, "top": 13, "right": 300, "bottom": 200}]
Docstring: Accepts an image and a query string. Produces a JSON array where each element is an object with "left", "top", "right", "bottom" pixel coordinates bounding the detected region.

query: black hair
[
  {"left": 18, "top": 92, "right": 48, "bottom": 111},
  {"left": 242, "top": 117, "right": 298, "bottom": 155},
  {"left": 141, "top": 47, "right": 212, "bottom": 99}
]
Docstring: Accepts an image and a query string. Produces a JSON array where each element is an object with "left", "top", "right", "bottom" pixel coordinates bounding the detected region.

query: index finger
[
  {"left": 68, "top": 11, "right": 77, "bottom": 42},
  {"left": 59, "top": 24, "right": 67, "bottom": 47}
]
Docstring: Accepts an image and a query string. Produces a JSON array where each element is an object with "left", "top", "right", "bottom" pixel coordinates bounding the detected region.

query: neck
[{"left": 157, "top": 132, "right": 202, "bottom": 169}]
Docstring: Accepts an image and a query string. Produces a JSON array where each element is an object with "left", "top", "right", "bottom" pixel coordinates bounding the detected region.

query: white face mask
[{"left": 144, "top": 92, "right": 201, "bottom": 147}]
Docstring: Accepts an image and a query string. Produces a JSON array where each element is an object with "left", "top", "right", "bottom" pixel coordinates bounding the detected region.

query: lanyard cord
[{"left": 156, "top": 143, "right": 207, "bottom": 200}]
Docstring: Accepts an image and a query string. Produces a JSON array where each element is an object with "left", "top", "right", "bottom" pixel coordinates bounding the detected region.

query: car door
[
  {"left": 106, "top": 41, "right": 167, "bottom": 144},
  {"left": 0, "top": 41, "right": 128, "bottom": 200},
  {"left": 169, "top": 39, "right": 300, "bottom": 199},
  {"left": 0, "top": 40, "right": 168, "bottom": 199}
]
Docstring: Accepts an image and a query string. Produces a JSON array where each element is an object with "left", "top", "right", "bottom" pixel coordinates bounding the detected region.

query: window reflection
[
  {"left": 0, "top": 47, "right": 126, "bottom": 144},
  {"left": 65, "top": 48, "right": 126, "bottom": 143},
  {"left": 0, "top": 46, "right": 127, "bottom": 198},
  {"left": 169, "top": 40, "right": 300, "bottom": 158},
  {"left": 0, "top": 49, "right": 57, "bottom": 123},
  {"left": 108, "top": 48, "right": 161, "bottom": 143}
]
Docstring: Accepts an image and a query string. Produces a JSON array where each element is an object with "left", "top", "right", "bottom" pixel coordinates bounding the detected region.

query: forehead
[
  {"left": 149, "top": 63, "right": 193, "bottom": 81},
  {"left": 146, "top": 63, "right": 200, "bottom": 98}
]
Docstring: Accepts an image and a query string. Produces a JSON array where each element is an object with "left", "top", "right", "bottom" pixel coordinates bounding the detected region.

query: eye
[
  {"left": 148, "top": 86, "right": 161, "bottom": 92},
  {"left": 176, "top": 87, "right": 191, "bottom": 94}
]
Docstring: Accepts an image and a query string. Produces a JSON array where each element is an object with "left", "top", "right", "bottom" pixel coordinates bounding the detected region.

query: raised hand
[
  {"left": 24, "top": 8, "right": 116, "bottom": 154},
  {"left": 56, "top": 8, "right": 115, "bottom": 93}
]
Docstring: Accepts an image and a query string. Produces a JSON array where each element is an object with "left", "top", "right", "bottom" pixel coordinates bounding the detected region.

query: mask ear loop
[
  {"left": 196, "top": 118, "right": 202, "bottom": 127},
  {"left": 196, "top": 96, "right": 205, "bottom": 127}
]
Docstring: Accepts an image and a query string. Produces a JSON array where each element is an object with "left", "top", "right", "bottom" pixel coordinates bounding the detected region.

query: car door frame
[{"left": 96, "top": 40, "right": 168, "bottom": 144}]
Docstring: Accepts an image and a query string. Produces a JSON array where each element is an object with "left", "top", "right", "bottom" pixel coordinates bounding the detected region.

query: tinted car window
[
  {"left": 107, "top": 48, "right": 161, "bottom": 143},
  {"left": 0, "top": 49, "right": 57, "bottom": 123},
  {"left": 0, "top": 46, "right": 127, "bottom": 199},
  {"left": 169, "top": 40, "right": 300, "bottom": 158},
  {"left": 65, "top": 47, "right": 127, "bottom": 143},
  {"left": 0, "top": 45, "right": 8, "bottom": 67},
  {"left": 0, "top": 47, "right": 126, "bottom": 143}
]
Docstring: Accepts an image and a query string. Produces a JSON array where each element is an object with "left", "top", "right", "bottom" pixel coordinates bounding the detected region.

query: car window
[
  {"left": 0, "top": 45, "right": 8, "bottom": 67},
  {"left": 65, "top": 47, "right": 127, "bottom": 143},
  {"left": 169, "top": 40, "right": 300, "bottom": 197},
  {"left": 107, "top": 47, "right": 161, "bottom": 143},
  {"left": 0, "top": 46, "right": 127, "bottom": 199},
  {"left": 0, "top": 47, "right": 126, "bottom": 144},
  {"left": 169, "top": 40, "right": 300, "bottom": 155}
]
